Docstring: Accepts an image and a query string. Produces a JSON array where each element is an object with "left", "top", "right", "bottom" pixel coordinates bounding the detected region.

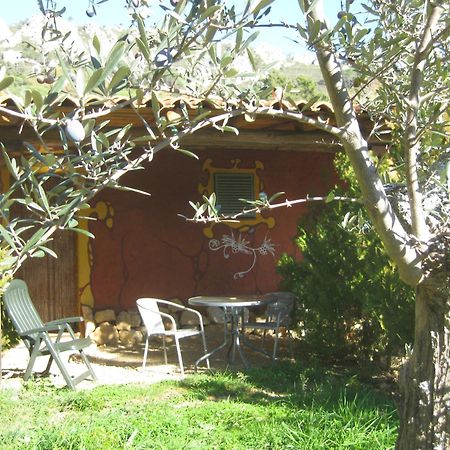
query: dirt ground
[{"left": 1, "top": 324, "right": 290, "bottom": 391}]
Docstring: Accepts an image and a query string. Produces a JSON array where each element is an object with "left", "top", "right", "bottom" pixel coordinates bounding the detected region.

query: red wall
[{"left": 89, "top": 148, "right": 337, "bottom": 310}]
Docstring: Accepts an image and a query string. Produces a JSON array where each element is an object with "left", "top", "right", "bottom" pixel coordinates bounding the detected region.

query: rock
[
  {"left": 92, "top": 322, "right": 119, "bottom": 346},
  {"left": 81, "top": 304, "right": 94, "bottom": 322},
  {"left": 207, "top": 306, "right": 226, "bottom": 324},
  {"left": 84, "top": 320, "right": 96, "bottom": 338},
  {"left": 94, "top": 309, "right": 116, "bottom": 324},
  {"left": 116, "top": 321, "right": 131, "bottom": 331},
  {"left": 119, "top": 329, "right": 144, "bottom": 348},
  {"left": 202, "top": 315, "right": 211, "bottom": 326},
  {"left": 168, "top": 298, "right": 184, "bottom": 313},
  {"left": 128, "top": 309, "right": 142, "bottom": 327},
  {"left": 117, "top": 310, "right": 131, "bottom": 323},
  {"left": 116, "top": 311, "right": 131, "bottom": 331},
  {"left": 163, "top": 316, "right": 177, "bottom": 330},
  {"left": 180, "top": 310, "right": 200, "bottom": 327}
]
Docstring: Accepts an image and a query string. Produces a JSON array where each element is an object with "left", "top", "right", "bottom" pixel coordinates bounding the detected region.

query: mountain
[{"left": 0, "top": 16, "right": 328, "bottom": 98}]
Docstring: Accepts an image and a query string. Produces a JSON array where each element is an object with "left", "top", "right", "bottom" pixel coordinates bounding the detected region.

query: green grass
[{"left": 0, "top": 362, "right": 398, "bottom": 449}]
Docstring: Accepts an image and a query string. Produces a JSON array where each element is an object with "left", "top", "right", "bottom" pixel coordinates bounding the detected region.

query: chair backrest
[
  {"left": 263, "top": 292, "right": 296, "bottom": 326},
  {"left": 136, "top": 298, "right": 166, "bottom": 335},
  {"left": 4, "top": 279, "right": 45, "bottom": 347}
]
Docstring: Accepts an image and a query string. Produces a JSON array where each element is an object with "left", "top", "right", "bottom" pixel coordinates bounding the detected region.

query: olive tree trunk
[
  {"left": 397, "top": 242, "right": 450, "bottom": 449},
  {"left": 305, "top": 2, "right": 449, "bottom": 447}
]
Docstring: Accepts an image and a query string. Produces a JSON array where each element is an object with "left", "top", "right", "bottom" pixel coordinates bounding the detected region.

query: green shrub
[
  {"left": 1, "top": 252, "right": 19, "bottom": 350},
  {"left": 277, "top": 154, "right": 415, "bottom": 362},
  {"left": 1, "top": 300, "right": 19, "bottom": 350}
]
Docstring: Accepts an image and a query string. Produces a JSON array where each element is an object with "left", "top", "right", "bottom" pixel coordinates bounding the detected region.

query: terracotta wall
[{"left": 86, "top": 147, "right": 338, "bottom": 310}]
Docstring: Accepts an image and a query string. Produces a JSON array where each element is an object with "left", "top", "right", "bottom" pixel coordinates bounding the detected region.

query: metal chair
[
  {"left": 136, "top": 298, "right": 210, "bottom": 376},
  {"left": 3, "top": 279, "right": 97, "bottom": 389},
  {"left": 243, "top": 291, "right": 296, "bottom": 360}
]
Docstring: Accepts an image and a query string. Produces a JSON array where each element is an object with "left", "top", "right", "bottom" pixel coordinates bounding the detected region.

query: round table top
[{"left": 188, "top": 295, "right": 269, "bottom": 308}]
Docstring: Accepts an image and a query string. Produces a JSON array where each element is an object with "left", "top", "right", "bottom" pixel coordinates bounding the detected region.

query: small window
[{"left": 214, "top": 172, "right": 255, "bottom": 218}]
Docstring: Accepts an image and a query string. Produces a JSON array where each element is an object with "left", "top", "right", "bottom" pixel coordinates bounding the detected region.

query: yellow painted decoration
[
  {"left": 77, "top": 201, "right": 115, "bottom": 308},
  {"left": 0, "top": 165, "right": 10, "bottom": 195}
]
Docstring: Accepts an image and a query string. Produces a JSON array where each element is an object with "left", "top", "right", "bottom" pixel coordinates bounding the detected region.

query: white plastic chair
[
  {"left": 243, "top": 292, "right": 296, "bottom": 360},
  {"left": 136, "top": 298, "right": 210, "bottom": 376}
]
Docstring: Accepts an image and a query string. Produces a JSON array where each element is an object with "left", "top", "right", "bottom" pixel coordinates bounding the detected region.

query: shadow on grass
[
  {"left": 0, "top": 359, "right": 399, "bottom": 450},
  {"left": 179, "top": 359, "right": 397, "bottom": 416}
]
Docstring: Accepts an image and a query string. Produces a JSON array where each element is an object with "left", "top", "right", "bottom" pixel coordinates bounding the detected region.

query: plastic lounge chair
[
  {"left": 4, "top": 279, "right": 97, "bottom": 389},
  {"left": 136, "top": 298, "right": 210, "bottom": 376},
  {"left": 243, "top": 291, "right": 296, "bottom": 360}
]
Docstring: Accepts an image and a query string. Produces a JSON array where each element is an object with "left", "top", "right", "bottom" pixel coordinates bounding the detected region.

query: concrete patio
[{"left": 1, "top": 324, "right": 294, "bottom": 391}]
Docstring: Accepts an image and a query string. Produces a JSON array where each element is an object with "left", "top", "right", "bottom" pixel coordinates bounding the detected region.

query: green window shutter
[{"left": 214, "top": 173, "right": 255, "bottom": 217}]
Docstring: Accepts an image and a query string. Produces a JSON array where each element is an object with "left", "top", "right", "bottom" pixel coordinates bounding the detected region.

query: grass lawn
[{"left": 0, "top": 362, "right": 398, "bottom": 449}]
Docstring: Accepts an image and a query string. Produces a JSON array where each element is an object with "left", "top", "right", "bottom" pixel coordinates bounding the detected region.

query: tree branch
[
  {"left": 404, "top": 2, "right": 444, "bottom": 241},
  {"left": 305, "top": 0, "right": 423, "bottom": 286},
  {"left": 249, "top": 106, "right": 345, "bottom": 137},
  {"left": 180, "top": 195, "right": 362, "bottom": 223}
]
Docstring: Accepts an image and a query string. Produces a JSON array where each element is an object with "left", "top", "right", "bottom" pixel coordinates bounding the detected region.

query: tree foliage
[
  {"left": 334, "top": 0, "right": 450, "bottom": 234},
  {"left": 0, "top": 0, "right": 268, "bottom": 348},
  {"left": 0, "top": 0, "right": 267, "bottom": 282},
  {"left": 0, "top": 0, "right": 449, "bottom": 445},
  {"left": 258, "top": 68, "right": 327, "bottom": 102}
]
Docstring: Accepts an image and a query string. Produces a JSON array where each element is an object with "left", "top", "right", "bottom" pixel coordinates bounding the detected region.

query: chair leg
[
  {"left": 24, "top": 342, "right": 42, "bottom": 381},
  {"left": 44, "top": 355, "right": 54, "bottom": 375},
  {"left": 78, "top": 349, "right": 97, "bottom": 381},
  {"left": 286, "top": 329, "right": 295, "bottom": 358},
  {"left": 200, "top": 331, "right": 210, "bottom": 369},
  {"left": 272, "top": 329, "right": 280, "bottom": 361},
  {"left": 174, "top": 337, "right": 185, "bottom": 376},
  {"left": 162, "top": 336, "right": 168, "bottom": 365},
  {"left": 45, "top": 344, "right": 76, "bottom": 390},
  {"left": 142, "top": 336, "right": 150, "bottom": 370},
  {"left": 230, "top": 313, "right": 237, "bottom": 364}
]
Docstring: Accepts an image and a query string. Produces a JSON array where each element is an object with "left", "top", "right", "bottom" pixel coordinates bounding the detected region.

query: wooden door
[{"left": 17, "top": 229, "right": 77, "bottom": 323}]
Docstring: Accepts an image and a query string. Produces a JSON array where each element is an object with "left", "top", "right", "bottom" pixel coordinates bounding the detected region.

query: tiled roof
[
  {"left": 0, "top": 90, "right": 336, "bottom": 116},
  {"left": 0, "top": 91, "right": 380, "bottom": 153}
]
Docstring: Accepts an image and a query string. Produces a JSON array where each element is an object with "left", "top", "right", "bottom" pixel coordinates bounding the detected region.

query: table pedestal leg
[
  {"left": 194, "top": 338, "right": 228, "bottom": 370},
  {"left": 195, "top": 306, "right": 253, "bottom": 370},
  {"left": 226, "top": 308, "right": 249, "bottom": 369}
]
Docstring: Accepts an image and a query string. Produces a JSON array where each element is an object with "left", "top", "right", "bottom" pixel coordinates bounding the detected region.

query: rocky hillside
[{"left": 0, "top": 15, "right": 327, "bottom": 98}]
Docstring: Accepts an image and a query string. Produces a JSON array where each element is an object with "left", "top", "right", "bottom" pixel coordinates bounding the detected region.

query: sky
[{"left": 2, "top": 1, "right": 359, "bottom": 57}]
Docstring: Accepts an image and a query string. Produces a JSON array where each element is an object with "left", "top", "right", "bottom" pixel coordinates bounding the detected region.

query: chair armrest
[
  {"left": 45, "top": 317, "right": 83, "bottom": 327},
  {"left": 156, "top": 301, "right": 204, "bottom": 328},
  {"left": 21, "top": 317, "right": 83, "bottom": 336},
  {"left": 178, "top": 307, "right": 204, "bottom": 326},
  {"left": 19, "top": 324, "right": 55, "bottom": 336},
  {"left": 156, "top": 299, "right": 189, "bottom": 311},
  {"left": 159, "top": 310, "right": 179, "bottom": 331},
  {"left": 274, "top": 310, "right": 283, "bottom": 327}
]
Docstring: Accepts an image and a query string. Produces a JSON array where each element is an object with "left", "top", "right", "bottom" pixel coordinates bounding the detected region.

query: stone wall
[{"left": 81, "top": 300, "right": 211, "bottom": 348}]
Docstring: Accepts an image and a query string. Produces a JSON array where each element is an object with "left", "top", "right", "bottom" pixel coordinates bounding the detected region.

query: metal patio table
[{"left": 188, "top": 295, "right": 272, "bottom": 369}]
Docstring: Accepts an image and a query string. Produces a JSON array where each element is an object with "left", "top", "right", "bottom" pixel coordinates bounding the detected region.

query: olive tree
[
  {"left": 187, "top": 1, "right": 449, "bottom": 447},
  {"left": 1, "top": 1, "right": 450, "bottom": 448},
  {"left": 232, "top": 1, "right": 448, "bottom": 448},
  {"left": 300, "top": 2, "right": 449, "bottom": 448},
  {"left": 0, "top": 0, "right": 265, "bottom": 379}
]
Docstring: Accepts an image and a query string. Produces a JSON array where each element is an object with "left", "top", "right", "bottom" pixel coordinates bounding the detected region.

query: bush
[
  {"left": 277, "top": 154, "right": 415, "bottom": 362},
  {"left": 1, "top": 299, "right": 18, "bottom": 350},
  {"left": 0, "top": 254, "right": 19, "bottom": 350}
]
